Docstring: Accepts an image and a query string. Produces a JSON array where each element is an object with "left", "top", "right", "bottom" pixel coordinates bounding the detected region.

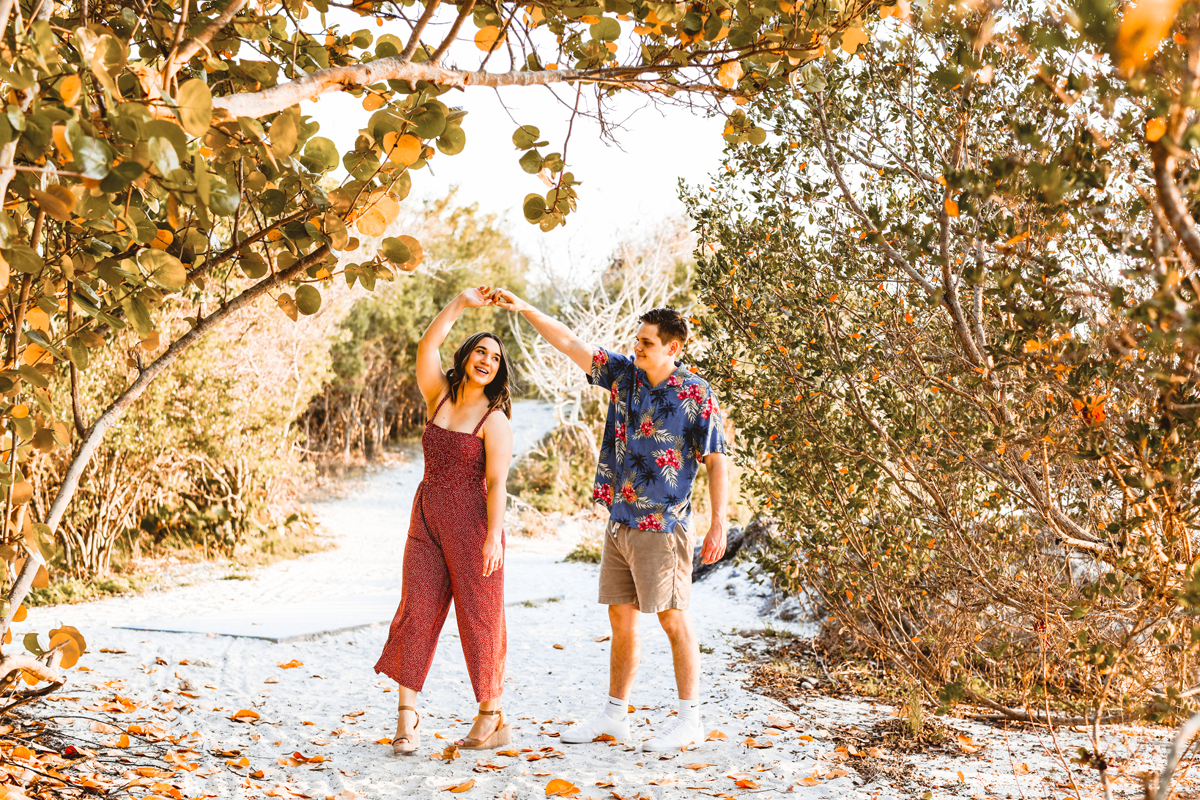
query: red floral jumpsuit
[{"left": 374, "top": 395, "right": 506, "bottom": 702}]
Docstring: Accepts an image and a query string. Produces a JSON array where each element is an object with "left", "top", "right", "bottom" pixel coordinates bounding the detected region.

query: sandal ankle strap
[{"left": 478, "top": 708, "right": 503, "bottom": 715}]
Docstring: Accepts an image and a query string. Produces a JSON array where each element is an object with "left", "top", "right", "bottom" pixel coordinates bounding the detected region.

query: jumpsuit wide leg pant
[{"left": 374, "top": 482, "right": 506, "bottom": 702}]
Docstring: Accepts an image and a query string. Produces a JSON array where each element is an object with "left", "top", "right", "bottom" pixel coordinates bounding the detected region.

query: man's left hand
[{"left": 699, "top": 520, "right": 727, "bottom": 565}]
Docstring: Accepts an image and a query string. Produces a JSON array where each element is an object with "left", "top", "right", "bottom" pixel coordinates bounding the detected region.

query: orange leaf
[
  {"left": 798, "top": 777, "right": 820, "bottom": 786},
  {"left": 445, "top": 780, "right": 475, "bottom": 793},
  {"left": 734, "top": 779, "right": 760, "bottom": 788},
  {"left": 684, "top": 763, "right": 714, "bottom": 770},
  {"left": 496, "top": 748, "right": 519, "bottom": 757},
  {"left": 278, "top": 660, "right": 303, "bottom": 669},
  {"left": 544, "top": 779, "right": 580, "bottom": 797},
  {"left": 230, "top": 709, "right": 260, "bottom": 722},
  {"left": 705, "top": 730, "right": 727, "bottom": 741},
  {"left": 944, "top": 198, "right": 960, "bottom": 217}
]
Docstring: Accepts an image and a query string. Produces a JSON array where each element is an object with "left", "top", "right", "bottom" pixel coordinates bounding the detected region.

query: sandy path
[{"left": 12, "top": 402, "right": 1181, "bottom": 799}]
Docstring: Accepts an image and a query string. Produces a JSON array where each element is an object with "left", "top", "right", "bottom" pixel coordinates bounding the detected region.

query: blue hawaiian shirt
[{"left": 586, "top": 347, "right": 726, "bottom": 533}]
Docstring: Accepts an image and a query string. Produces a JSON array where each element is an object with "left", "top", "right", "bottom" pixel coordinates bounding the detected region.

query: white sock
[
  {"left": 604, "top": 696, "right": 628, "bottom": 721},
  {"left": 678, "top": 697, "right": 700, "bottom": 726}
]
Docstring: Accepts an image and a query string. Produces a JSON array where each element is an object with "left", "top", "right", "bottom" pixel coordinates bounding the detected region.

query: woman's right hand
[{"left": 461, "top": 286, "right": 493, "bottom": 308}]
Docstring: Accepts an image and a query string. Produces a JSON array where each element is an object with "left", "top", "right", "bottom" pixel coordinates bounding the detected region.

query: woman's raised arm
[{"left": 416, "top": 286, "right": 494, "bottom": 405}]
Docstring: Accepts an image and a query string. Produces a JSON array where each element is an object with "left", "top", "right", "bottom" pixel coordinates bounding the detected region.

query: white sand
[{"left": 12, "top": 403, "right": 1187, "bottom": 799}]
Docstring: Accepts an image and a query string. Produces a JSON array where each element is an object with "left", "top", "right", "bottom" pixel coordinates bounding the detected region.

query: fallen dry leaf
[
  {"left": 552, "top": 644, "right": 564, "bottom": 650},
  {"left": 431, "top": 744, "right": 461, "bottom": 761},
  {"left": 595, "top": 782, "right": 615, "bottom": 788},
  {"left": 226, "top": 757, "right": 250, "bottom": 768},
  {"left": 594, "top": 636, "right": 611, "bottom": 642},
  {"left": 705, "top": 730, "right": 727, "bottom": 741},
  {"left": 798, "top": 777, "right": 820, "bottom": 786},
  {"left": 798, "top": 734, "right": 815, "bottom": 742},
  {"left": 230, "top": 709, "right": 260, "bottom": 723},
  {"left": 278, "top": 660, "right": 303, "bottom": 669},
  {"left": 250, "top": 770, "right": 265, "bottom": 779},
  {"left": 592, "top": 734, "right": 616, "bottom": 743},
  {"left": 765, "top": 714, "right": 794, "bottom": 730},
  {"left": 496, "top": 748, "right": 519, "bottom": 757},
  {"left": 683, "top": 763, "right": 713, "bottom": 770},
  {"left": 734, "top": 779, "right": 760, "bottom": 789},
  {"left": 743, "top": 737, "right": 773, "bottom": 749},
  {"left": 544, "top": 778, "right": 580, "bottom": 797},
  {"left": 956, "top": 733, "right": 984, "bottom": 753},
  {"left": 374, "top": 738, "right": 393, "bottom": 745},
  {"left": 445, "top": 780, "right": 475, "bottom": 793}
]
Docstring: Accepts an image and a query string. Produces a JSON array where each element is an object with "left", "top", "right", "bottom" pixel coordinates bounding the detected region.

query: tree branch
[
  {"left": 0, "top": 653, "right": 64, "bottom": 688},
  {"left": 429, "top": 0, "right": 477, "bottom": 63},
  {"left": 167, "top": 0, "right": 249, "bottom": 81},
  {"left": 212, "top": 61, "right": 587, "bottom": 119},
  {"left": 399, "top": 0, "right": 441, "bottom": 62}
]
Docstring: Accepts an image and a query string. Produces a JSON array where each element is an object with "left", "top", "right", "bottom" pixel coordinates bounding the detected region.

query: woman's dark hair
[{"left": 446, "top": 332, "right": 514, "bottom": 419}]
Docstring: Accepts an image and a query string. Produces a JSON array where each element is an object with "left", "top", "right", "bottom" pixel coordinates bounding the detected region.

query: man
[{"left": 489, "top": 289, "right": 729, "bottom": 752}]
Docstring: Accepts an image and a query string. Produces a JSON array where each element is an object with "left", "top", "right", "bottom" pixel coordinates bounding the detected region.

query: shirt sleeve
[
  {"left": 585, "top": 346, "right": 631, "bottom": 391},
  {"left": 698, "top": 384, "right": 727, "bottom": 458}
]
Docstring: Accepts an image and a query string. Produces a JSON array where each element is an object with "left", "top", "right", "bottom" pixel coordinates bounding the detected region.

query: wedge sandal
[{"left": 456, "top": 707, "right": 512, "bottom": 750}]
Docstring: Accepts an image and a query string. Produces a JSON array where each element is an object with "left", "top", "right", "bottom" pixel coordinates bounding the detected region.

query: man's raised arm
[{"left": 490, "top": 289, "right": 597, "bottom": 375}]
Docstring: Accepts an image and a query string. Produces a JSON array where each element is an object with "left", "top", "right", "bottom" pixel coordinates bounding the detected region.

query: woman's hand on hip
[{"left": 482, "top": 533, "right": 504, "bottom": 577}]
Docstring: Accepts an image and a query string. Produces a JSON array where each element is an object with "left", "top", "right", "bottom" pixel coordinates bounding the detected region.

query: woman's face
[{"left": 465, "top": 337, "right": 503, "bottom": 386}]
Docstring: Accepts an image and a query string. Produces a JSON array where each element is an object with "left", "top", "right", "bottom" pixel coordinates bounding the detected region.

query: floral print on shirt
[{"left": 586, "top": 346, "right": 727, "bottom": 533}]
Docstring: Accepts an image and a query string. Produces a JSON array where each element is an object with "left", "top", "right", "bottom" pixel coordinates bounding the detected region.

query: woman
[{"left": 374, "top": 286, "right": 515, "bottom": 755}]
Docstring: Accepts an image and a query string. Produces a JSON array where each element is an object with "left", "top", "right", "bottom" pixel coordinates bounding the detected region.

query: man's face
[{"left": 633, "top": 323, "right": 680, "bottom": 370}]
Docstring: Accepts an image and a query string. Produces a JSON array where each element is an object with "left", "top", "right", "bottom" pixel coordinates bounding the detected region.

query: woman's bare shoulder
[{"left": 482, "top": 408, "right": 513, "bottom": 437}]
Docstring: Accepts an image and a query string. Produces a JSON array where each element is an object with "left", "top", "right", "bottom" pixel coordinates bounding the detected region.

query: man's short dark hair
[{"left": 639, "top": 308, "right": 689, "bottom": 348}]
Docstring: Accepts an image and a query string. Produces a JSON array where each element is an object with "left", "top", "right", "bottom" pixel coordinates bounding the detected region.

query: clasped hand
[{"left": 461, "top": 286, "right": 520, "bottom": 311}]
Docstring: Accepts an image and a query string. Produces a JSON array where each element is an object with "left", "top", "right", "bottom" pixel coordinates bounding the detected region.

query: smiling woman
[{"left": 373, "top": 286, "right": 516, "bottom": 756}]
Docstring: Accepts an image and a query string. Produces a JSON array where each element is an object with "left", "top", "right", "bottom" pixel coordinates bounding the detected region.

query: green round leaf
[
  {"left": 302, "top": 137, "right": 339, "bottom": 172},
  {"left": 437, "top": 125, "right": 466, "bottom": 155},
  {"left": 748, "top": 126, "right": 767, "bottom": 145},
  {"left": 512, "top": 125, "right": 540, "bottom": 150},
  {"left": 139, "top": 248, "right": 188, "bottom": 290},
  {"left": 295, "top": 284, "right": 322, "bottom": 315},
  {"left": 176, "top": 79, "right": 213, "bottom": 137},
  {"left": 591, "top": 16, "right": 621, "bottom": 41},
  {"left": 519, "top": 150, "right": 543, "bottom": 174},
  {"left": 208, "top": 182, "right": 241, "bottom": 216},
  {"left": 381, "top": 237, "right": 411, "bottom": 264},
  {"left": 522, "top": 193, "right": 545, "bottom": 222},
  {"left": 240, "top": 253, "right": 268, "bottom": 279},
  {"left": 408, "top": 102, "right": 447, "bottom": 139}
]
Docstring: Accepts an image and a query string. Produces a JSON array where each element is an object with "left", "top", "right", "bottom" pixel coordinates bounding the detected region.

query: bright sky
[{"left": 300, "top": 24, "right": 728, "bottom": 276}]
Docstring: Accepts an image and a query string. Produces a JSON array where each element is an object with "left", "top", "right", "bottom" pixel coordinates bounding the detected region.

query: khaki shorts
[{"left": 597, "top": 519, "right": 693, "bottom": 613}]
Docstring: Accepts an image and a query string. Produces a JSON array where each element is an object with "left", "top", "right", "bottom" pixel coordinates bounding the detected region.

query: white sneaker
[
  {"left": 560, "top": 712, "right": 630, "bottom": 744},
  {"left": 641, "top": 718, "right": 702, "bottom": 751}
]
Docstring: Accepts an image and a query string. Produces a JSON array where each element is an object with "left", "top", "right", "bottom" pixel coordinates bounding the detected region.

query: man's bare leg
[
  {"left": 608, "top": 602, "right": 641, "bottom": 700},
  {"left": 562, "top": 603, "right": 639, "bottom": 744},
  {"left": 641, "top": 608, "right": 703, "bottom": 751},
  {"left": 657, "top": 608, "right": 700, "bottom": 699}
]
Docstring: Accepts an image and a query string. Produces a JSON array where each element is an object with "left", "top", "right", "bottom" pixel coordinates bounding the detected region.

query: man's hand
[
  {"left": 488, "top": 287, "right": 529, "bottom": 313},
  {"left": 699, "top": 519, "right": 727, "bottom": 565}
]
